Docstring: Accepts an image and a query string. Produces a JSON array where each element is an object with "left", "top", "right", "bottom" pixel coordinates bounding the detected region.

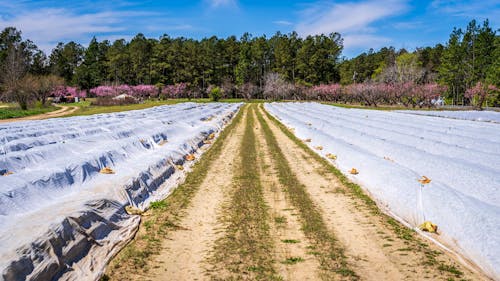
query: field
[
  {"left": 266, "top": 102, "right": 500, "bottom": 279},
  {"left": 0, "top": 102, "right": 240, "bottom": 280},
  {"left": 0, "top": 102, "right": 497, "bottom": 281}
]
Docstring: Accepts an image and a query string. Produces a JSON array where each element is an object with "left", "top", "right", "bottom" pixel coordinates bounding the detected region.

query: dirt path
[
  {"left": 0, "top": 104, "right": 78, "bottom": 123},
  {"left": 145, "top": 106, "right": 247, "bottom": 280},
  {"left": 254, "top": 109, "right": 322, "bottom": 280},
  {"left": 105, "top": 104, "right": 489, "bottom": 281}
]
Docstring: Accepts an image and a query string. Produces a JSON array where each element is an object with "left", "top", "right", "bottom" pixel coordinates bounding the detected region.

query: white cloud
[
  {"left": 295, "top": 0, "right": 408, "bottom": 49},
  {"left": 429, "top": 0, "right": 500, "bottom": 20},
  {"left": 0, "top": 8, "right": 144, "bottom": 52},
  {"left": 208, "top": 0, "right": 237, "bottom": 8},
  {"left": 273, "top": 20, "right": 293, "bottom": 26}
]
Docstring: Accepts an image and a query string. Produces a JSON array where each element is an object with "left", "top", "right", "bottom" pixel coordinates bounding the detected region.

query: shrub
[{"left": 209, "top": 86, "right": 222, "bottom": 101}]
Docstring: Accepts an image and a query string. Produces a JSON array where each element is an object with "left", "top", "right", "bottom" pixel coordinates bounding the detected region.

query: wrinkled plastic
[
  {"left": 265, "top": 102, "right": 500, "bottom": 280},
  {"left": 0, "top": 102, "right": 241, "bottom": 280}
]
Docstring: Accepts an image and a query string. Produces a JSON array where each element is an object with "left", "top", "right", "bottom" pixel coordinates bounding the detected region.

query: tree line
[{"left": 0, "top": 18, "right": 498, "bottom": 108}]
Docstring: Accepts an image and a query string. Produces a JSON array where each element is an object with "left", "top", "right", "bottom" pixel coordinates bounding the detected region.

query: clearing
[
  {"left": 0, "top": 104, "right": 78, "bottom": 123},
  {"left": 105, "top": 104, "right": 488, "bottom": 280}
]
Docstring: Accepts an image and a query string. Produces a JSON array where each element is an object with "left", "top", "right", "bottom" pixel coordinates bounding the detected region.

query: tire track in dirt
[
  {"left": 144, "top": 107, "right": 248, "bottom": 280},
  {"left": 260, "top": 105, "right": 488, "bottom": 281},
  {"left": 0, "top": 104, "right": 78, "bottom": 123},
  {"left": 208, "top": 106, "right": 279, "bottom": 280},
  {"left": 253, "top": 109, "right": 322, "bottom": 280}
]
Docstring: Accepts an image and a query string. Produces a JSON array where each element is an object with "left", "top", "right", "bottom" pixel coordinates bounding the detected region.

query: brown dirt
[
  {"left": 254, "top": 110, "right": 322, "bottom": 280},
  {"left": 105, "top": 104, "right": 490, "bottom": 281},
  {"left": 0, "top": 104, "right": 78, "bottom": 123},
  {"left": 145, "top": 108, "right": 248, "bottom": 280}
]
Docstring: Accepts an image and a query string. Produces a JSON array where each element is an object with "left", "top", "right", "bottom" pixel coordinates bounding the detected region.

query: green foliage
[
  {"left": 438, "top": 19, "right": 497, "bottom": 104},
  {"left": 149, "top": 201, "right": 167, "bottom": 210},
  {"left": 209, "top": 86, "right": 222, "bottom": 101}
]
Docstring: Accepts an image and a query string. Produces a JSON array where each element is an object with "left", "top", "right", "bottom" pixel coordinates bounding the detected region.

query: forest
[{"left": 0, "top": 19, "right": 498, "bottom": 108}]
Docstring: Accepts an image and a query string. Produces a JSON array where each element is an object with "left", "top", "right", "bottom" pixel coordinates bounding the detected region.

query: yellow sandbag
[
  {"left": 99, "top": 167, "right": 115, "bottom": 174},
  {"left": 2, "top": 171, "right": 13, "bottom": 176},
  {"left": 418, "top": 176, "right": 431, "bottom": 185},
  {"left": 349, "top": 168, "right": 359, "bottom": 175},
  {"left": 207, "top": 133, "right": 215, "bottom": 140},
  {"left": 419, "top": 221, "right": 438, "bottom": 233},
  {"left": 314, "top": 146, "right": 323, "bottom": 151},
  {"left": 326, "top": 153, "right": 337, "bottom": 160},
  {"left": 185, "top": 154, "right": 195, "bottom": 161},
  {"left": 158, "top": 140, "right": 168, "bottom": 146},
  {"left": 125, "top": 205, "right": 143, "bottom": 215},
  {"left": 176, "top": 165, "right": 184, "bottom": 171}
]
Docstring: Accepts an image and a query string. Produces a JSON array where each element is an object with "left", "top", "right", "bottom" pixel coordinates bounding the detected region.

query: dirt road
[
  {"left": 0, "top": 104, "right": 78, "bottom": 123},
  {"left": 105, "top": 104, "right": 488, "bottom": 280}
]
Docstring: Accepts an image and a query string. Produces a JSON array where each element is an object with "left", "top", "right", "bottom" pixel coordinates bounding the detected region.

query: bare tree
[
  {"left": 263, "top": 72, "right": 294, "bottom": 100},
  {"left": 32, "top": 75, "right": 64, "bottom": 105},
  {"left": 1, "top": 45, "right": 30, "bottom": 109},
  {"left": 238, "top": 82, "right": 258, "bottom": 100}
]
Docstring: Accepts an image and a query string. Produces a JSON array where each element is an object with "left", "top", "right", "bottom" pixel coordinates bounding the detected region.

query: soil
[{"left": 105, "top": 104, "right": 490, "bottom": 281}]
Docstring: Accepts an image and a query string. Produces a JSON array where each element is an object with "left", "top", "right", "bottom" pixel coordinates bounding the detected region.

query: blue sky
[{"left": 0, "top": 0, "right": 498, "bottom": 57}]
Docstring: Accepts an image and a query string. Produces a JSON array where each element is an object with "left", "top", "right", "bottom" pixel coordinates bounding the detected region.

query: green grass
[
  {"left": 104, "top": 104, "right": 244, "bottom": 279},
  {"left": 281, "top": 257, "right": 305, "bottom": 265},
  {"left": 255, "top": 105, "right": 358, "bottom": 280},
  {"left": 210, "top": 106, "right": 278, "bottom": 280},
  {"left": 274, "top": 216, "right": 287, "bottom": 224},
  {"left": 281, "top": 239, "right": 300, "bottom": 244},
  {"left": 0, "top": 104, "right": 58, "bottom": 119},
  {"left": 149, "top": 200, "right": 168, "bottom": 210}
]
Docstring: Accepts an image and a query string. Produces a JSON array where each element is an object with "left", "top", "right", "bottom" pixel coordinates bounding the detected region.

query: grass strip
[
  {"left": 210, "top": 106, "right": 278, "bottom": 280},
  {"left": 0, "top": 106, "right": 58, "bottom": 119},
  {"left": 255, "top": 105, "right": 358, "bottom": 280},
  {"left": 262, "top": 104, "right": 465, "bottom": 279},
  {"left": 103, "top": 105, "right": 244, "bottom": 279}
]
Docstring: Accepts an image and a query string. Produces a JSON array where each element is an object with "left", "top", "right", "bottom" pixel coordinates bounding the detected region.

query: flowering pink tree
[
  {"left": 52, "top": 86, "right": 86, "bottom": 98},
  {"left": 310, "top": 84, "right": 342, "bottom": 101},
  {"left": 465, "top": 82, "right": 499, "bottom": 110},
  {"left": 90, "top": 86, "right": 116, "bottom": 97},
  {"left": 90, "top": 84, "right": 157, "bottom": 99},
  {"left": 132, "top": 85, "right": 157, "bottom": 99},
  {"left": 162, "top": 83, "right": 188, "bottom": 99}
]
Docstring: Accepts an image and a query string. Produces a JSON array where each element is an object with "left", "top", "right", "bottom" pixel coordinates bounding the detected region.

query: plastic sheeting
[
  {"left": 265, "top": 102, "right": 500, "bottom": 280},
  {"left": 396, "top": 109, "right": 500, "bottom": 123},
  {"left": 0, "top": 102, "right": 241, "bottom": 281}
]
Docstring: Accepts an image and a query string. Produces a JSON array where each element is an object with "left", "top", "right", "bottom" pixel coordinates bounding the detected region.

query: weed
[
  {"left": 274, "top": 216, "right": 287, "bottom": 224},
  {"left": 439, "top": 265, "right": 464, "bottom": 277},
  {"left": 150, "top": 200, "right": 168, "bottom": 209},
  {"left": 281, "top": 239, "right": 300, "bottom": 244},
  {"left": 282, "top": 257, "right": 305, "bottom": 265}
]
